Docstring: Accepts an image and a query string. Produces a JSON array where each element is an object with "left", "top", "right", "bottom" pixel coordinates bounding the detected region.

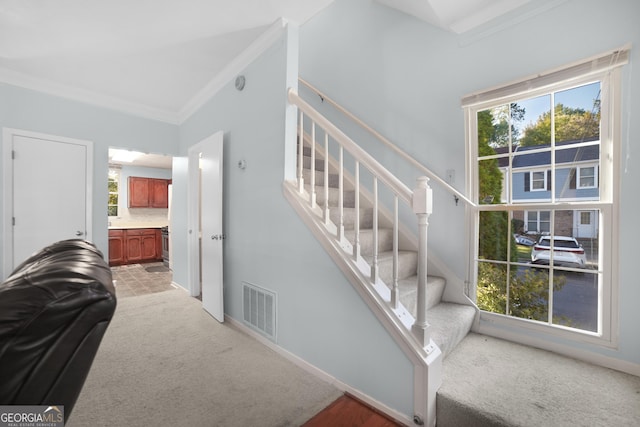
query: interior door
[
  {"left": 188, "top": 131, "right": 224, "bottom": 322},
  {"left": 3, "top": 129, "right": 91, "bottom": 274}
]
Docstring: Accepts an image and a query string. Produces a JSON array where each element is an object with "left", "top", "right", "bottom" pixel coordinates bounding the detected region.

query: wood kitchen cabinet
[
  {"left": 128, "top": 177, "right": 170, "bottom": 208},
  {"left": 108, "top": 228, "right": 162, "bottom": 266},
  {"left": 108, "top": 229, "right": 125, "bottom": 265}
]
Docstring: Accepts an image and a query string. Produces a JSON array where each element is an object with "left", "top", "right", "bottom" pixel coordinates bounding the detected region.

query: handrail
[
  {"left": 288, "top": 88, "right": 413, "bottom": 206},
  {"left": 299, "top": 77, "right": 477, "bottom": 208}
]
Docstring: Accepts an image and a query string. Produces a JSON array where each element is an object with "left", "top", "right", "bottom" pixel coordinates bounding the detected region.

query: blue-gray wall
[
  {"left": 171, "top": 26, "right": 415, "bottom": 416},
  {"left": 0, "top": 83, "right": 179, "bottom": 278},
  {"left": 299, "top": 0, "right": 640, "bottom": 366}
]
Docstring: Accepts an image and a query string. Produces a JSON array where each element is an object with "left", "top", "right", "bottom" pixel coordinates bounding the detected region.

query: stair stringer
[
  {"left": 283, "top": 180, "right": 442, "bottom": 427},
  {"left": 301, "top": 130, "right": 477, "bottom": 309}
]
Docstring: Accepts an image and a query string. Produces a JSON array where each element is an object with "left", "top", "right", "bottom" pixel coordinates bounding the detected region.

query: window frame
[
  {"left": 463, "top": 50, "right": 625, "bottom": 349},
  {"left": 577, "top": 165, "right": 598, "bottom": 189},
  {"left": 108, "top": 168, "right": 120, "bottom": 217},
  {"left": 530, "top": 170, "right": 548, "bottom": 192}
]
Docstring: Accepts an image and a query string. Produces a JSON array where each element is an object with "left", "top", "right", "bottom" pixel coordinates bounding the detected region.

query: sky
[{"left": 514, "top": 81, "right": 601, "bottom": 137}]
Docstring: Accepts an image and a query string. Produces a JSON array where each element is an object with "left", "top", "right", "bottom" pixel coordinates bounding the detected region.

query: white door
[
  {"left": 188, "top": 132, "right": 224, "bottom": 322},
  {"left": 2, "top": 129, "right": 92, "bottom": 275},
  {"left": 575, "top": 210, "right": 597, "bottom": 238}
]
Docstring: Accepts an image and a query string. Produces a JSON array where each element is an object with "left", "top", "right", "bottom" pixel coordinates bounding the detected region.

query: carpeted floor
[
  {"left": 437, "top": 333, "right": 640, "bottom": 427},
  {"left": 68, "top": 289, "right": 342, "bottom": 427}
]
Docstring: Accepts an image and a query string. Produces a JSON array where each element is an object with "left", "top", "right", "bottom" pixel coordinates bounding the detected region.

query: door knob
[
  {"left": 211, "top": 234, "right": 226, "bottom": 240},
  {"left": 75, "top": 231, "right": 84, "bottom": 236}
]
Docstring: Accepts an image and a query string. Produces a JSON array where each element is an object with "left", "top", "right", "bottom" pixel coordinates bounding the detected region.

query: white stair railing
[{"left": 289, "top": 88, "right": 433, "bottom": 348}]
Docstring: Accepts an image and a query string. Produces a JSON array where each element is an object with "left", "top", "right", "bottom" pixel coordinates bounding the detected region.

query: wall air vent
[{"left": 242, "top": 282, "right": 277, "bottom": 342}]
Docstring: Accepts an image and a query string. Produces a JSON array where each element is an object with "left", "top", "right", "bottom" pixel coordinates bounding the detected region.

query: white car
[{"left": 531, "top": 236, "right": 587, "bottom": 268}]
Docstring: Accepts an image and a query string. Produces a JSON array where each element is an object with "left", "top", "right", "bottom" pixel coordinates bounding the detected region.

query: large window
[{"left": 464, "top": 49, "right": 627, "bottom": 344}]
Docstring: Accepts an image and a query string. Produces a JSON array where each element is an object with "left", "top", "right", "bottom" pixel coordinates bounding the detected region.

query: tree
[
  {"left": 477, "top": 262, "right": 567, "bottom": 319},
  {"left": 519, "top": 103, "right": 600, "bottom": 146},
  {"left": 477, "top": 110, "right": 514, "bottom": 262},
  {"left": 488, "top": 103, "right": 526, "bottom": 147}
]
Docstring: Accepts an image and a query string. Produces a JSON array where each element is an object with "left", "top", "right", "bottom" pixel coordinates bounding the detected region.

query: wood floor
[{"left": 303, "top": 394, "right": 404, "bottom": 427}]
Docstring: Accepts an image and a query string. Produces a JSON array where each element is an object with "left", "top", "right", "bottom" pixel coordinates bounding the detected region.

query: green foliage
[
  {"left": 519, "top": 103, "right": 600, "bottom": 146},
  {"left": 477, "top": 262, "right": 567, "bottom": 320},
  {"left": 487, "top": 103, "right": 526, "bottom": 147}
]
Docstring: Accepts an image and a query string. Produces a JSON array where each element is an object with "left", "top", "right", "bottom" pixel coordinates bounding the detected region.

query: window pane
[
  {"left": 555, "top": 143, "right": 599, "bottom": 200},
  {"left": 550, "top": 210, "right": 597, "bottom": 271},
  {"left": 554, "top": 82, "right": 600, "bottom": 144},
  {"left": 508, "top": 265, "right": 550, "bottom": 322},
  {"left": 552, "top": 269, "right": 598, "bottom": 332},
  {"left": 478, "top": 159, "right": 505, "bottom": 204},
  {"left": 108, "top": 180, "right": 118, "bottom": 192},
  {"left": 516, "top": 94, "right": 551, "bottom": 147},
  {"left": 476, "top": 261, "right": 508, "bottom": 315},
  {"left": 579, "top": 167, "right": 596, "bottom": 188},
  {"left": 479, "top": 211, "right": 510, "bottom": 261},
  {"left": 531, "top": 171, "right": 546, "bottom": 190},
  {"left": 107, "top": 205, "right": 117, "bottom": 216}
]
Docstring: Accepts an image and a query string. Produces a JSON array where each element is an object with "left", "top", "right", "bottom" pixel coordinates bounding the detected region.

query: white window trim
[
  {"left": 530, "top": 170, "right": 548, "bottom": 192},
  {"left": 577, "top": 165, "right": 598, "bottom": 189},
  {"left": 463, "top": 48, "right": 626, "bottom": 350}
]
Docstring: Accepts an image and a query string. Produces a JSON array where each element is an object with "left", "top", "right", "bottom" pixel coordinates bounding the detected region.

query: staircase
[
  {"left": 299, "top": 144, "right": 476, "bottom": 358},
  {"left": 284, "top": 86, "right": 476, "bottom": 426}
]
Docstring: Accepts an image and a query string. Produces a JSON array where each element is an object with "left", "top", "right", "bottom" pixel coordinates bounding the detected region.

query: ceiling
[
  {"left": 0, "top": 0, "right": 533, "bottom": 126},
  {"left": 109, "top": 149, "right": 173, "bottom": 169}
]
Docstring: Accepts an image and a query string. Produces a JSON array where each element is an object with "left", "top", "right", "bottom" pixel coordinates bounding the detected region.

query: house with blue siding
[{"left": 511, "top": 137, "right": 600, "bottom": 238}]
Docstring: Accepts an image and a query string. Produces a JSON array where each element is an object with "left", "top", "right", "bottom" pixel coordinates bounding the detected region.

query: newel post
[{"left": 412, "top": 176, "right": 433, "bottom": 348}]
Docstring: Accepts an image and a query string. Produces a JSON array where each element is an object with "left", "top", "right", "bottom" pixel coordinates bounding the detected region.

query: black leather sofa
[{"left": 0, "top": 239, "right": 117, "bottom": 422}]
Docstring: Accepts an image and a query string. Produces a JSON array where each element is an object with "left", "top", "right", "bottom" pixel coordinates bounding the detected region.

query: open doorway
[{"left": 107, "top": 148, "right": 175, "bottom": 297}]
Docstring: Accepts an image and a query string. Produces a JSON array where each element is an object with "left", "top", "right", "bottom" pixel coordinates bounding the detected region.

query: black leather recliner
[{"left": 0, "top": 239, "right": 117, "bottom": 422}]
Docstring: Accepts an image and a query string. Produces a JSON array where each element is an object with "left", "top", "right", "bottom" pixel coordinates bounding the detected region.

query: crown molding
[
  {"left": 0, "top": 66, "right": 181, "bottom": 124},
  {"left": 0, "top": 17, "right": 289, "bottom": 126},
  {"left": 178, "top": 17, "right": 288, "bottom": 124}
]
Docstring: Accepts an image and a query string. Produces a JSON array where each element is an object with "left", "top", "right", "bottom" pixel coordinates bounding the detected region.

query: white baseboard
[{"left": 224, "top": 315, "right": 413, "bottom": 426}]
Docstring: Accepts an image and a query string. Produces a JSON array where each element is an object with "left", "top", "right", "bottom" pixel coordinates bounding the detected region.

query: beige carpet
[
  {"left": 437, "top": 333, "right": 640, "bottom": 427},
  {"left": 68, "top": 289, "right": 342, "bottom": 427}
]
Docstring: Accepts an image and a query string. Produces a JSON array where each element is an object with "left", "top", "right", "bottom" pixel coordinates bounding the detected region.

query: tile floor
[{"left": 111, "top": 262, "right": 176, "bottom": 298}]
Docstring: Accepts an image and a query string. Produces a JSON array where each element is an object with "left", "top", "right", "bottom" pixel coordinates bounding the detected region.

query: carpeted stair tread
[
  {"left": 437, "top": 333, "right": 640, "bottom": 427},
  {"left": 303, "top": 169, "right": 340, "bottom": 188},
  {"left": 397, "top": 275, "right": 446, "bottom": 314},
  {"left": 344, "top": 228, "right": 394, "bottom": 256},
  {"left": 329, "top": 207, "right": 373, "bottom": 230},
  {"left": 362, "top": 250, "right": 418, "bottom": 283},
  {"left": 427, "top": 302, "right": 476, "bottom": 358},
  {"left": 309, "top": 185, "right": 356, "bottom": 208}
]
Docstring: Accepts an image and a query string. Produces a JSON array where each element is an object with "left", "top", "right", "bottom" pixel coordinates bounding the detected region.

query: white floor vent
[{"left": 242, "top": 282, "right": 277, "bottom": 341}]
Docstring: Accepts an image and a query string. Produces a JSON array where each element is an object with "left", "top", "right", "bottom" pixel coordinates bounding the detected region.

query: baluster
[
  {"left": 323, "top": 133, "right": 330, "bottom": 224},
  {"left": 391, "top": 195, "right": 399, "bottom": 309},
  {"left": 310, "top": 122, "right": 316, "bottom": 207},
  {"left": 297, "top": 110, "right": 304, "bottom": 193},
  {"left": 371, "top": 177, "right": 379, "bottom": 283},
  {"left": 353, "top": 161, "right": 361, "bottom": 260},
  {"left": 338, "top": 145, "right": 345, "bottom": 242},
  {"left": 412, "top": 176, "right": 432, "bottom": 347}
]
